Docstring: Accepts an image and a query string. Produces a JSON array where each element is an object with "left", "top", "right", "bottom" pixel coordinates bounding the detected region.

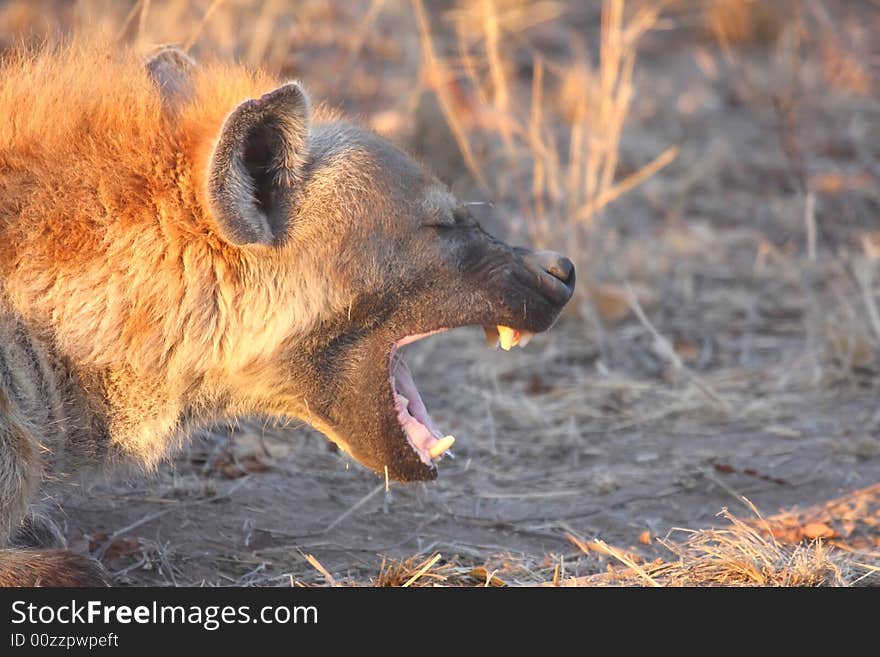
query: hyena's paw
[
  {"left": 9, "top": 512, "right": 66, "bottom": 549},
  {"left": 0, "top": 549, "right": 111, "bottom": 587}
]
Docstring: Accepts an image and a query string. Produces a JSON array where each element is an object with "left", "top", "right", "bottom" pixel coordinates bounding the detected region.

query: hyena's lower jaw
[{"left": 334, "top": 321, "right": 558, "bottom": 482}]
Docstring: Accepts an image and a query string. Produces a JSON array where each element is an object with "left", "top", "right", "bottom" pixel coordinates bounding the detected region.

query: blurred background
[{"left": 2, "top": 0, "right": 879, "bottom": 586}]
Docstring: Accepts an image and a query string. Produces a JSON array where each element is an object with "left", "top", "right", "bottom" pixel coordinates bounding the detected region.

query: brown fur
[
  {"left": 0, "top": 39, "right": 575, "bottom": 585},
  {"left": 0, "top": 42, "right": 355, "bottom": 585},
  {"left": 1, "top": 42, "right": 350, "bottom": 466}
]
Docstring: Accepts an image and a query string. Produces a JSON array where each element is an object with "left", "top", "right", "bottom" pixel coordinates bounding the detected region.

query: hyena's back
[
  {"left": 0, "top": 41, "right": 277, "bottom": 459},
  {"left": 0, "top": 550, "right": 111, "bottom": 586}
]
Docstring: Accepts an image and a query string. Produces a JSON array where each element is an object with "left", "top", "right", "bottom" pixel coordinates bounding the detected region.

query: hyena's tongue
[
  {"left": 390, "top": 355, "right": 455, "bottom": 466},
  {"left": 484, "top": 326, "right": 534, "bottom": 350}
]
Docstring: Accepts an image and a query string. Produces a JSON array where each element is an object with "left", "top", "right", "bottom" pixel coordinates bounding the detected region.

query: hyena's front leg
[
  {"left": 9, "top": 511, "right": 66, "bottom": 549},
  {"left": 0, "top": 549, "right": 111, "bottom": 587},
  {"left": 0, "top": 397, "right": 109, "bottom": 587}
]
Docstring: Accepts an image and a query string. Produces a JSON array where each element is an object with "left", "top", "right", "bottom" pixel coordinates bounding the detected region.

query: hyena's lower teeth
[
  {"left": 397, "top": 394, "right": 409, "bottom": 408},
  {"left": 518, "top": 331, "right": 534, "bottom": 348},
  {"left": 429, "top": 435, "right": 455, "bottom": 459},
  {"left": 497, "top": 325, "right": 519, "bottom": 351}
]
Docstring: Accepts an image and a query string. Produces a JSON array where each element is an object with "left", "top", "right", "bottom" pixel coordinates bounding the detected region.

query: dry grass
[
  {"left": 563, "top": 513, "right": 874, "bottom": 587},
  {"left": 668, "top": 0, "right": 791, "bottom": 50},
  {"left": 556, "top": 488, "right": 880, "bottom": 586},
  {"left": 293, "top": 552, "right": 510, "bottom": 587},
  {"left": 300, "top": 485, "right": 880, "bottom": 587},
  {"left": 415, "top": 0, "right": 679, "bottom": 280}
]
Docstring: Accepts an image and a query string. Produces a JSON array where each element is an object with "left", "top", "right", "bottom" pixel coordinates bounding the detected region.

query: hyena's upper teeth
[
  {"left": 483, "top": 326, "right": 500, "bottom": 349},
  {"left": 497, "top": 325, "right": 519, "bottom": 351},
  {"left": 518, "top": 331, "right": 534, "bottom": 348},
  {"left": 429, "top": 435, "right": 456, "bottom": 459}
]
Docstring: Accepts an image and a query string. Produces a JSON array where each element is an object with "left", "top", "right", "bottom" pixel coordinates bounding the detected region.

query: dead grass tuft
[
  {"left": 699, "top": 0, "right": 788, "bottom": 50},
  {"left": 414, "top": 0, "right": 678, "bottom": 291},
  {"left": 557, "top": 493, "right": 880, "bottom": 587},
  {"left": 652, "top": 510, "right": 854, "bottom": 587},
  {"left": 371, "top": 553, "right": 509, "bottom": 587},
  {"left": 373, "top": 552, "right": 450, "bottom": 586}
]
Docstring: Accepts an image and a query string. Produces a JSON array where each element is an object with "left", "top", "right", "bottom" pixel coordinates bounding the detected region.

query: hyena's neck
[
  {"left": 1, "top": 292, "right": 206, "bottom": 474},
  {"left": 84, "top": 364, "right": 235, "bottom": 470},
  {"left": 4, "top": 272, "right": 320, "bottom": 473}
]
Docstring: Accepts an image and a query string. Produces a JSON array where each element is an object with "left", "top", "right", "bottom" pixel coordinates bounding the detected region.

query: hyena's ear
[
  {"left": 145, "top": 45, "right": 197, "bottom": 106},
  {"left": 206, "top": 82, "right": 311, "bottom": 246}
]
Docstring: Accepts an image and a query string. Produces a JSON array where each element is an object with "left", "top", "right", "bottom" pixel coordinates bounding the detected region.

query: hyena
[{"left": 0, "top": 42, "right": 574, "bottom": 585}]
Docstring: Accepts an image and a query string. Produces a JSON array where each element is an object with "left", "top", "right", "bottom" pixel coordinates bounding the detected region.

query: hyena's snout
[{"left": 518, "top": 249, "right": 576, "bottom": 306}]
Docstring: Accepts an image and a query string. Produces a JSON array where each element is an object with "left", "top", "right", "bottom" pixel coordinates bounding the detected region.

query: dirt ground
[{"left": 3, "top": 0, "right": 879, "bottom": 585}]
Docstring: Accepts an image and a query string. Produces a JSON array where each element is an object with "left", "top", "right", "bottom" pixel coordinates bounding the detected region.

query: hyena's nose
[
  {"left": 523, "top": 250, "right": 576, "bottom": 304},
  {"left": 539, "top": 252, "right": 575, "bottom": 285}
]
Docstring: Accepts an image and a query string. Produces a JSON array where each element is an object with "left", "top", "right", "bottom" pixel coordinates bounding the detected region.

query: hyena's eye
[
  {"left": 452, "top": 207, "right": 470, "bottom": 223},
  {"left": 424, "top": 206, "right": 471, "bottom": 230},
  {"left": 422, "top": 210, "right": 456, "bottom": 229}
]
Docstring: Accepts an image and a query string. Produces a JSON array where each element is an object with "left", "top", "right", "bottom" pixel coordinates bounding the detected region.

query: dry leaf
[
  {"left": 87, "top": 533, "right": 140, "bottom": 560},
  {"left": 469, "top": 567, "right": 507, "bottom": 587},
  {"left": 811, "top": 171, "right": 872, "bottom": 194},
  {"left": 588, "top": 284, "right": 656, "bottom": 324},
  {"left": 771, "top": 527, "right": 802, "bottom": 544},
  {"left": 674, "top": 339, "right": 701, "bottom": 362},
  {"left": 589, "top": 284, "right": 631, "bottom": 323},
  {"left": 802, "top": 522, "right": 838, "bottom": 540}
]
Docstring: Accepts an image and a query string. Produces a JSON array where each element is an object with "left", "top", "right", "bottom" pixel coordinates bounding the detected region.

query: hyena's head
[{"left": 153, "top": 49, "right": 574, "bottom": 482}]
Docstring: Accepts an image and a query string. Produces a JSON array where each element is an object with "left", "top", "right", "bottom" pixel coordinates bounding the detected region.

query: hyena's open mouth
[
  {"left": 389, "top": 330, "right": 450, "bottom": 466},
  {"left": 389, "top": 325, "right": 539, "bottom": 466},
  {"left": 347, "top": 247, "right": 577, "bottom": 481}
]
